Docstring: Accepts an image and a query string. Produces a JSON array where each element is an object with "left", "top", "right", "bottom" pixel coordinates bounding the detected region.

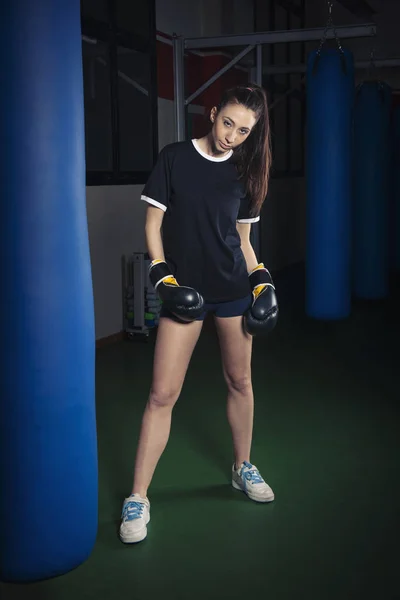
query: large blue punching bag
[
  {"left": 306, "top": 48, "right": 354, "bottom": 319},
  {"left": 392, "top": 106, "right": 400, "bottom": 272},
  {"left": 0, "top": 0, "right": 97, "bottom": 583},
  {"left": 353, "top": 82, "right": 392, "bottom": 299}
]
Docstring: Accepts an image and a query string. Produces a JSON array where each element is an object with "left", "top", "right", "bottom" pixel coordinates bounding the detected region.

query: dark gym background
[{"left": 1, "top": 0, "right": 399, "bottom": 599}]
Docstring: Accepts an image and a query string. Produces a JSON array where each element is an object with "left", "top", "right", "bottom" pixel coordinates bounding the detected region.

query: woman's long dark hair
[{"left": 216, "top": 84, "right": 272, "bottom": 217}]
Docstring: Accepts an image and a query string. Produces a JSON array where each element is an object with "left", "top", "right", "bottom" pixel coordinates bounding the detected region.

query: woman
[{"left": 120, "top": 83, "right": 278, "bottom": 544}]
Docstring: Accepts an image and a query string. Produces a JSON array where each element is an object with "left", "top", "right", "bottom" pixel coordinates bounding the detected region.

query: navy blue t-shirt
[{"left": 141, "top": 139, "right": 260, "bottom": 303}]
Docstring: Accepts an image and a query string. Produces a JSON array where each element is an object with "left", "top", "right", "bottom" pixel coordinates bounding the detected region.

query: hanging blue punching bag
[
  {"left": 0, "top": 0, "right": 97, "bottom": 583},
  {"left": 392, "top": 106, "right": 400, "bottom": 272},
  {"left": 306, "top": 48, "right": 355, "bottom": 319},
  {"left": 353, "top": 81, "right": 392, "bottom": 299}
]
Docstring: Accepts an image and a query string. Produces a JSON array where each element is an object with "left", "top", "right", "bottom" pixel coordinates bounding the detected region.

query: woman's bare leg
[
  {"left": 131, "top": 316, "right": 203, "bottom": 498},
  {"left": 214, "top": 316, "right": 254, "bottom": 468}
]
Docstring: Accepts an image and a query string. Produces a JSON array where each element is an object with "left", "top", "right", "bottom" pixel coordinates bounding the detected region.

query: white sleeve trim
[
  {"left": 237, "top": 216, "right": 260, "bottom": 224},
  {"left": 141, "top": 195, "right": 167, "bottom": 212}
]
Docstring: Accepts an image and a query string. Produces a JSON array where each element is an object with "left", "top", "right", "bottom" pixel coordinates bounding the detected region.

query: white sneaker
[
  {"left": 232, "top": 461, "right": 275, "bottom": 503},
  {"left": 119, "top": 494, "right": 150, "bottom": 543}
]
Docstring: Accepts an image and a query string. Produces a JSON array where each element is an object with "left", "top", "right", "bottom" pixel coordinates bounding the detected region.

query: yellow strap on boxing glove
[
  {"left": 149, "top": 259, "right": 179, "bottom": 288},
  {"left": 249, "top": 263, "right": 269, "bottom": 300}
]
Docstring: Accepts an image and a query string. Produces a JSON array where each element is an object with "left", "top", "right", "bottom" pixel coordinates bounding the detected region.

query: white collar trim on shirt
[{"left": 191, "top": 139, "right": 233, "bottom": 162}]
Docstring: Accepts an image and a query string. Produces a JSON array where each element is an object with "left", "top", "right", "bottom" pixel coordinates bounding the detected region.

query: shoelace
[
  {"left": 244, "top": 469, "right": 264, "bottom": 485},
  {"left": 122, "top": 501, "right": 145, "bottom": 522}
]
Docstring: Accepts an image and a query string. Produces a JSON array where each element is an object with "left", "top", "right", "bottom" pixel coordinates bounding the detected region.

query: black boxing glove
[
  {"left": 244, "top": 263, "right": 278, "bottom": 336},
  {"left": 149, "top": 259, "right": 204, "bottom": 322}
]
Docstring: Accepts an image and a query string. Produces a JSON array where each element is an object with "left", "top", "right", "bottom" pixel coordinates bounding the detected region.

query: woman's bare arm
[
  {"left": 236, "top": 222, "right": 259, "bottom": 273},
  {"left": 145, "top": 206, "right": 165, "bottom": 261}
]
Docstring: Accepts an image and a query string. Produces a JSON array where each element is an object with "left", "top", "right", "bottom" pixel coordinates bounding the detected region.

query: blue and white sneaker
[
  {"left": 232, "top": 461, "right": 275, "bottom": 503},
  {"left": 119, "top": 494, "right": 150, "bottom": 543}
]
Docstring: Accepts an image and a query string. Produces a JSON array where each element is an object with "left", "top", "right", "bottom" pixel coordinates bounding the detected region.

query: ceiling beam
[{"left": 184, "top": 23, "right": 377, "bottom": 49}]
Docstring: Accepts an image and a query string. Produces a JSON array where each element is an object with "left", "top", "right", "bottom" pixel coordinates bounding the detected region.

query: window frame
[{"left": 81, "top": 0, "right": 158, "bottom": 186}]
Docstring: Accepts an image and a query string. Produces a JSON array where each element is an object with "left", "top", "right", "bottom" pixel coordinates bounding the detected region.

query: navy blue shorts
[{"left": 160, "top": 294, "right": 252, "bottom": 322}]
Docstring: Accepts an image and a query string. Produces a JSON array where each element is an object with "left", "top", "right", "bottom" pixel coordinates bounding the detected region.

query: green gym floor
[{"left": 2, "top": 266, "right": 399, "bottom": 600}]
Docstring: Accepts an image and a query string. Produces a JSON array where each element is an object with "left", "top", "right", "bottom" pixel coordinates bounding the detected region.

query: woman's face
[{"left": 210, "top": 102, "right": 257, "bottom": 154}]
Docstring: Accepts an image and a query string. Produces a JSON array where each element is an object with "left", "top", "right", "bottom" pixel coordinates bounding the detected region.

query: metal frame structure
[{"left": 173, "top": 23, "right": 376, "bottom": 142}]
